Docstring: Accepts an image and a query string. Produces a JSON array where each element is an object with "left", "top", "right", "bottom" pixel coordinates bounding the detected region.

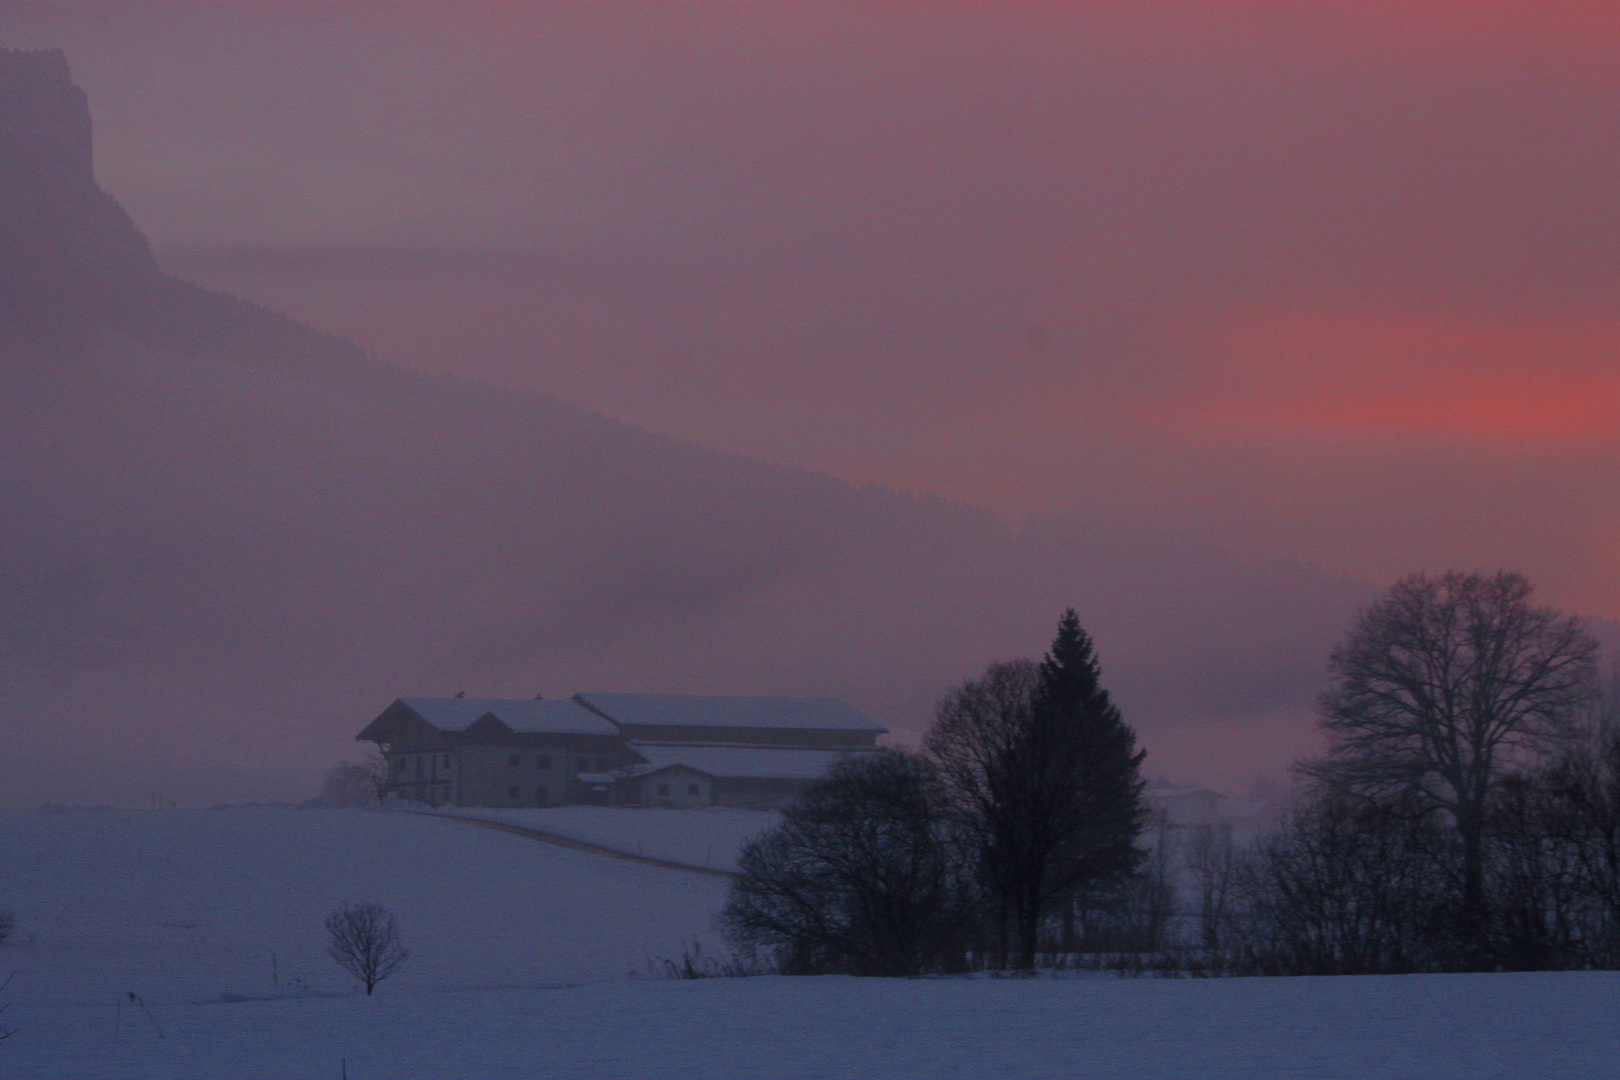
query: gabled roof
[
  {"left": 574, "top": 692, "right": 886, "bottom": 733},
  {"left": 357, "top": 693, "right": 885, "bottom": 746},
  {"left": 394, "top": 697, "right": 618, "bottom": 736},
  {"left": 622, "top": 743, "right": 881, "bottom": 781}
]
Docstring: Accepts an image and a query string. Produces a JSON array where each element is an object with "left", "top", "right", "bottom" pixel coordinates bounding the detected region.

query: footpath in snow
[{"left": 422, "top": 803, "right": 778, "bottom": 873}]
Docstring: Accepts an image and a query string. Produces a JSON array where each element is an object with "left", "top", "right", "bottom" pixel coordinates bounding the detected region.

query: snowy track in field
[
  {"left": 432, "top": 812, "right": 740, "bottom": 879},
  {"left": 416, "top": 803, "right": 779, "bottom": 872}
]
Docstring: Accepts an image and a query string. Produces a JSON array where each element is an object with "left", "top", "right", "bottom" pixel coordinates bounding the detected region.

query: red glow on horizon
[
  {"left": 1169, "top": 305, "right": 1620, "bottom": 441},
  {"left": 1176, "top": 378, "right": 1620, "bottom": 441}
]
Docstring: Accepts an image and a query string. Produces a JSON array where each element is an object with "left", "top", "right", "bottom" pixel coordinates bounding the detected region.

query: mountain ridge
[{"left": 0, "top": 47, "right": 1370, "bottom": 805}]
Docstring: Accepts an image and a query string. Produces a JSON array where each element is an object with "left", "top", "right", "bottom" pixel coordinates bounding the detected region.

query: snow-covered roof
[
  {"left": 398, "top": 698, "right": 618, "bottom": 736},
  {"left": 623, "top": 743, "right": 881, "bottom": 781},
  {"left": 574, "top": 692, "right": 885, "bottom": 733}
]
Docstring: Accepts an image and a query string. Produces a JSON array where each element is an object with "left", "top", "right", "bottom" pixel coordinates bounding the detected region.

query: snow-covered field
[{"left": 1, "top": 806, "right": 1617, "bottom": 1079}]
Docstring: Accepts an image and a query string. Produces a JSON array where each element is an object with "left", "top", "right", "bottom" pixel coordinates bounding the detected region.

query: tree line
[
  {"left": 721, "top": 573, "right": 1620, "bottom": 976},
  {"left": 723, "top": 608, "right": 1148, "bottom": 974}
]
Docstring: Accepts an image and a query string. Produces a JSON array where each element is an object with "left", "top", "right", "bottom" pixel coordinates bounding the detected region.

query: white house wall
[
  {"left": 630, "top": 766, "right": 713, "bottom": 810},
  {"left": 456, "top": 745, "right": 570, "bottom": 808}
]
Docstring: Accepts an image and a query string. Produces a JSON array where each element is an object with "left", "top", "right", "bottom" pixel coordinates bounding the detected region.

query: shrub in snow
[
  {"left": 325, "top": 901, "right": 409, "bottom": 994},
  {"left": 654, "top": 938, "right": 769, "bottom": 979},
  {"left": 0, "top": 911, "right": 13, "bottom": 947}
]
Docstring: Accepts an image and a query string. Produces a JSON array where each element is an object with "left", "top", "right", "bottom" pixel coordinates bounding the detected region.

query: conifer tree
[{"left": 929, "top": 609, "right": 1147, "bottom": 969}]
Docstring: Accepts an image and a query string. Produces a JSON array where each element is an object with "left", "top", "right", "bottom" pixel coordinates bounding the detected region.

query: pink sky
[
  {"left": 51, "top": 1, "right": 1607, "bottom": 608},
  {"left": 4, "top": 2, "right": 1617, "bottom": 799}
]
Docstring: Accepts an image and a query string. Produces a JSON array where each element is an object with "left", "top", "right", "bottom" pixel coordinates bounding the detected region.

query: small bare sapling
[
  {"left": 0, "top": 972, "right": 13, "bottom": 1044},
  {"left": 325, "top": 901, "right": 408, "bottom": 995}
]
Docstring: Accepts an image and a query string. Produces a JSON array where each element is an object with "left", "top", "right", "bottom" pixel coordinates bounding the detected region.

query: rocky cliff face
[{"left": 0, "top": 47, "right": 155, "bottom": 301}]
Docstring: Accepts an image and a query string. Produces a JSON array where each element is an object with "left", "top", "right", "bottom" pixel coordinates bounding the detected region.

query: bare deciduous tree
[
  {"left": 1066, "top": 814, "right": 1176, "bottom": 956},
  {"left": 1237, "top": 791, "right": 1447, "bottom": 975},
  {"left": 926, "top": 658, "right": 1038, "bottom": 967},
  {"left": 0, "top": 911, "right": 18, "bottom": 1044},
  {"left": 325, "top": 901, "right": 409, "bottom": 994},
  {"left": 1306, "top": 570, "right": 1599, "bottom": 941},
  {"left": 320, "top": 753, "right": 391, "bottom": 807},
  {"left": 1483, "top": 773, "right": 1590, "bottom": 970},
  {"left": 1188, "top": 822, "right": 1241, "bottom": 954},
  {"left": 1538, "top": 676, "right": 1620, "bottom": 966},
  {"left": 721, "top": 751, "right": 975, "bottom": 977}
]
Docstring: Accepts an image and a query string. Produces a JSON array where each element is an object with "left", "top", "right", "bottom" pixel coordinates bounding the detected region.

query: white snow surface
[{"left": 2, "top": 806, "right": 1617, "bottom": 1079}]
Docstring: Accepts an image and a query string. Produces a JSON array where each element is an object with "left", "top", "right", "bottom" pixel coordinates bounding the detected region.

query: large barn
[{"left": 356, "top": 692, "right": 887, "bottom": 810}]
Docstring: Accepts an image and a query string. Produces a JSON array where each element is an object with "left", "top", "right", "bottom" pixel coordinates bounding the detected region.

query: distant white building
[
  {"left": 1144, "top": 777, "right": 1274, "bottom": 829},
  {"left": 356, "top": 692, "right": 887, "bottom": 810}
]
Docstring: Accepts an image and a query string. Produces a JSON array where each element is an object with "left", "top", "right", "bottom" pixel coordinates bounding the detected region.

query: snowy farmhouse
[{"left": 356, "top": 692, "right": 887, "bottom": 810}]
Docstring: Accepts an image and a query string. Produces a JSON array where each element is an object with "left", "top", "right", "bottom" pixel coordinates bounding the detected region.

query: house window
[
  {"left": 414, "top": 756, "right": 423, "bottom": 780},
  {"left": 596, "top": 756, "right": 611, "bottom": 772},
  {"left": 688, "top": 784, "right": 700, "bottom": 797},
  {"left": 508, "top": 754, "right": 521, "bottom": 767},
  {"left": 443, "top": 754, "right": 451, "bottom": 768},
  {"left": 657, "top": 783, "right": 670, "bottom": 797},
  {"left": 535, "top": 786, "right": 549, "bottom": 807},
  {"left": 507, "top": 786, "right": 519, "bottom": 798},
  {"left": 536, "top": 755, "right": 552, "bottom": 770},
  {"left": 577, "top": 757, "right": 590, "bottom": 772}
]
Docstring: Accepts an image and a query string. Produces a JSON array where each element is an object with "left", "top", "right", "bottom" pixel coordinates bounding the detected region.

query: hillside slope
[{"left": 0, "top": 48, "right": 1373, "bottom": 804}]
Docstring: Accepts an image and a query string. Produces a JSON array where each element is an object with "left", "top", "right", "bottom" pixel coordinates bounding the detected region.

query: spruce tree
[
  {"left": 929, "top": 609, "right": 1147, "bottom": 969},
  {"left": 1027, "top": 609, "right": 1148, "bottom": 955}
]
